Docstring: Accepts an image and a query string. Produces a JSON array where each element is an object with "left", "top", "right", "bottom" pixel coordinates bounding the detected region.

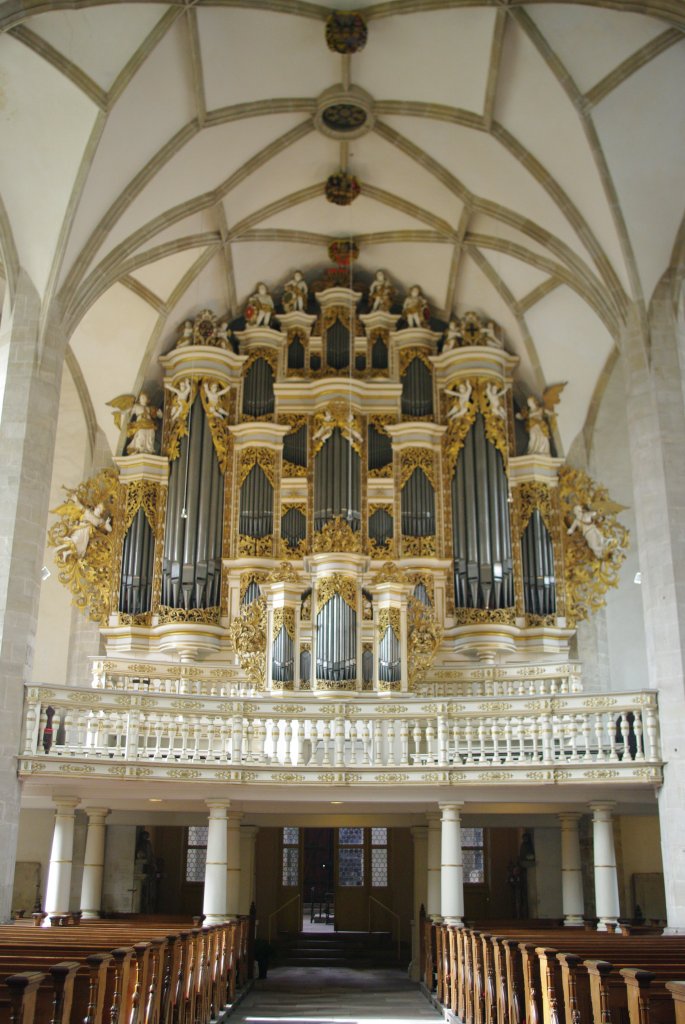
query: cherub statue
[
  {"left": 485, "top": 381, "right": 508, "bottom": 420},
  {"left": 516, "top": 384, "right": 566, "bottom": 456},
  {"left": 402, "top": 284, "right": 429, "bottom": 328},
  {"left": 282, "top": 271, "right": 308, "bottom": 313},
  {"left": 245, "top": 283, "right": 274, "bottom": 327},
  {"left": 52, "top": 501, "right": 112, "bottom": 562},
  {"left": 368, "top": 270, "right": 393, "bottom": 312},
  {"left": 567, "top": 504, "right": 614, "bottom": 560},
  {"left": 203, "top": 380, "right": 231, "bottom": 419},
  {"left": 107, "top": 392, "right": 163, "bottom": 455},
  {"left": 313, "top": 408, "right": 336, "bottom": 445},
  {"left": 165, "top": 378, "right": 193, "bottom": 423},
  {"left": 442, "top": 319, "right": 463, "bottom": 352},
  {"left": 482, "top": 321, "right": 503, "bottom": 349},
  {"left": 177, "top": 320, "right": 194, "bottom": 348},
  {"left": 445, "top": 381, "right": 473, "bottom": 420},
  {"left": 215, "top": 322, "right": 231, "bottom": 349}
]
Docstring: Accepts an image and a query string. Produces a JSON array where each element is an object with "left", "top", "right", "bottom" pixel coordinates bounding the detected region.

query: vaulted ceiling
[{"left": 1, "top": 0, "right": 684, "bottom": 455}]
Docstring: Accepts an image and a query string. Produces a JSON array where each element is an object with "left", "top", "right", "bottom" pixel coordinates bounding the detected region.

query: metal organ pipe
[
  {"left": 316, "top": 595, "right": 356, "bottom": 681},
  {"left": 314, "top": 430, "right": 360, "bottom": 532},
  {"left": 522, "top": 510, "right": 556, "bottom": 615},
  {"left": 119, "top": 508, "right": 155, "bottom": 615}
]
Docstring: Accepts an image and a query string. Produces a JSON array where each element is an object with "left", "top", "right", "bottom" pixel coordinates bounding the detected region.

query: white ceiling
[{"left": 0, "top": 0, "right": 683, "bottom": 456}]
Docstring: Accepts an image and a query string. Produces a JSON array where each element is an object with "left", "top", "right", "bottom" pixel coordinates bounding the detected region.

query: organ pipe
[
  {"left": 316, "top": 594, "right": 356, "bottom": 681},
  {"left": 272, "top": 625, "right": 294, "bottom": 682},
  {"left": 378, "top": 627, "right": 401, "bottom": 683},
  {"left": 314, "top": 429, "right": 361, "bottom": 532},
  {"left": 401, "top": 357, "right": 433, "bottom": 417},
  {"left": 243, "top": 358, "right": 275, "bottom": 417},
  {"left": 239, "top": 464, "right": 273, "bottom": 538},
  {"left": 521, "top": 510, "right": 556, "bottom": 615},
  {"left": 326, "top": 318, "right": 350, "bottom": 370},
  {"left": 119, "top": 508, "right": 154, "bottom": 614},
  {"left": 401, "top": 468, "right": 435, "bottom": 537}
]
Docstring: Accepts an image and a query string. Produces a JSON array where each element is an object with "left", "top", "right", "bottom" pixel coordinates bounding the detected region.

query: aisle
[{"left": 229, "top": 966, "right": 442, "bottom": 1023}]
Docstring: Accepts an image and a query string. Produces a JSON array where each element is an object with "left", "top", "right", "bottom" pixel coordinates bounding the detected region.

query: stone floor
[{"left": 229, "top": 966, "right": 443, "bottom": 1023}]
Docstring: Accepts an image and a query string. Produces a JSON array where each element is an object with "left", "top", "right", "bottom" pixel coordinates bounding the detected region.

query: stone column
[
  {"left": 44, "top": 797, "right": 80, "bottom": 917},
  {"left": 226, "top": 811, "right": 243, "bottom": 918},
  {"left": 410, "top": 824, "right": 428, "bottom": 981},
  {"left": 558, "top": 812, "right": 584, "bottom": 926},
  {"left": 591, "top": 802, "right": 621, "bottom": 932},
  {"left": 203, "top": 801, "right": 229, "bottom": 924},
  {"left": 0, "top": 275, "right": 67, "bottom": 921},
  {"left": 239, "top": 825, "right": 259, "bottom": 916},
  {"left": 79, "top": 807, "right": 109, "bottom": 919},
  {"left": 440, "top": 803, "right": 464, "bottom": 926},
  {"left": 426, "top": 811, "right": 442, "bottom": 921}
]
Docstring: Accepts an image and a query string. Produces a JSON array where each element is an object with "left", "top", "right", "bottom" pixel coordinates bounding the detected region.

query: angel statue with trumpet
[
  {"left": 107, "top": 392, "right": 163, "bottom": 455},
  {"left": 516, "top": 383, "right": 566, "bottom": 456},
  {"left": 52, "top": 500, "right": 112, "bottom": 563}
]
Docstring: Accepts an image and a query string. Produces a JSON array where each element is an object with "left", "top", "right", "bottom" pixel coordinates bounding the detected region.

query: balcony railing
[{"left": 19, "top": 681, "right": 662, "bottom": 787}]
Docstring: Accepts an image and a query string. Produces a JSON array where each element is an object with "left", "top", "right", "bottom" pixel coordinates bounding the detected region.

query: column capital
[
  {"left": 590, "top": 802, "right": 616, "bottom": 817},
  {"left": 439, "top": 802, "right": 464, "bottom": 815},
  {"left": 83, "top": 807, "right": 109, "bottom": 819},
  {"left": 52, "top": 797, "right": 80, "bottom": 812},
  {"left": 206, "top": 799, "right": 230, "bottom": 814},
  {"left": 558, "top": 812, "right": 583, "bottom": 825}
]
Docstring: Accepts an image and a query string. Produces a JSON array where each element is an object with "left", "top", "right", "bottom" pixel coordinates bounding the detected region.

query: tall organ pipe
[
  {"left": 314, "top": 429, "right": 360, "bottom": 532},
  {"left": 451, "top": 414, "right": 513, "bottom": 609},
  {"left": 522, "top": 510, "right": 556, "bottom": 615},
  {"left": 316, "top": 594, "right": 356, "bottom": 681},
  {"left": 162, "top": 395, "right": 224, "bottom": 609},
  {"left": 272, "top": 626, "right": 294, "bottom": 682},
  {"left": 119, "top": 508, "right": 155, "bottom": 615},
  {"left": 401, "top": 468, "right": 435, "bottom": 537}
]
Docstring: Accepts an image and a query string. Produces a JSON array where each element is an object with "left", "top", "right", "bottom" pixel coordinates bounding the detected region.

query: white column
[
  {"left": 44, "top": 797, "right": 80, "bottom": 917},
  {"left": 591, "top": 802, "right": 621, "bottom": 932},
  {"left": 440, "top": 802, "right": 464, "bottom": 926},
  {"left": 410, "top": 824, "right": 428, "bottom": 981},
  {"left": 426, "top": 811, "right": 442, "bottom": 921},
  {"left": 239, "top": 825, "right": 259, "bottom": 916},
  {"left": 203, "top": 800, "right": 229, "bottom": 924},
  {"left": 558, "top": 812, "right": 584, "bottom": 926},
  {"left": 226, "top": 811, "right": 243, "bottom": 918},
  {"left": 79, "top": 807, "right": 109, "bottom": 919}
]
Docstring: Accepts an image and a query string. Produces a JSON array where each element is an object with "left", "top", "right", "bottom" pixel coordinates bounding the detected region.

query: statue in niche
[
  {"left": 442, "top": 319, "right": 464, "bottom": 351},
  {"left": 52, "top": 501, "right": 112, "bottom": 562},
  {"left": 282, "top": 271, "right": 308, "bottom": 313},
  {"left": 516, "top": 384, "right": 565, "bottom": 456},
  {"left": 245, "top": 283, "right": 275, "bottom": 327},
  {"left": 485, "top": 381, "right": 508, "bottom": 420},
  {"left": 567, "top": 504, "right": 616, "bottom": 560},
  {"left": 203, "top": 380, "right": 231, "bottom": 419},
  {"left": 402, "top": 284, "right": 430, "bottom": 328},
  {"left": 445, "top": 381, "right": 473, "bottom": 420},
  {"left": 368, "top": 270, "right": 394, "bottom": 312},
  {"left": 165, "top": 378, "right": 192, "bottom": 423}
]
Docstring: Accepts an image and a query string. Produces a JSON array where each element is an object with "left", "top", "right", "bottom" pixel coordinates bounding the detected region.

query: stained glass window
[
  {"left": 371, "top": 827, "right": 388, "bottom": 886},
  {"left": 339, "top": 827, "right": 363, "bottom": 845},
  {"left": 339, "top": 846, "right": 364, "bottom": 886},
  {"left": 371, "top": 827, "right": 387, "bottom": 845},
  {"left": 462, "top": 827, "right": 485, "bottom": 884},
  {"left": 283, "top": 827, "right": 299, "bottom": 845},
  {"left": 282, "top": 827, "right": 299, "bottom": 886},
  {"left": 185, "top": 825, "right": 209, "bottom": 882}
]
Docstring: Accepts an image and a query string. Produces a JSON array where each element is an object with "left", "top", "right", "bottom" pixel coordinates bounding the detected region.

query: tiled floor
[{"left": 229, "top": 966, "right": 442, "bottom": 1023}]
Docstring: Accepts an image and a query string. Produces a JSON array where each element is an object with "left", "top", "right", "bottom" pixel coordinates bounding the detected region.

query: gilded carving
[
  {"left": 378, "top": 607, "right": 401, "bottom": 640},
  {"left": 157, "top": 606, "right": 221, "bottom": 625},
  {"left": 240, "top": 571, "right": 268, "bottom": 605},
  {"left": 517, "top": 481, "right": 554, "bottom": 533},
  {"left": 164, "top": 379, "right": 197, "bottom": 462},
  {"left": 368, "top": 415, "right": 394, "bottom": 477},
  {"left": 228, "top": 597, "right": 267, "bottom": 688},
  {"left": 238, "top": 534, "right": 273, "bottom": 557},
  {"left": 399, "top": 347, "right": 432, "bottom": 377},
  {"left": 238, "top": 447, "right": 275, "bottom": 486},
  {"left": 317, "top": 574, "right": 357, "bottom": 612},
  {"left": 47, "top": 468, "right": 119, "bottom": 623},
  {"left": 558, "top": 466, "right": 629, "bottom": 624},
  {"left": 199, "top": 378, "right": 233, "bottom": 471},
  {"left": 272, "top": 607, "right": 296, "bottom": 642},
  {"left": 407, "top": 597, "right": 442, "bottom": 689},
  {"left": 442, "top": 378, "right": 508, "bottom": 470},
  {"left": 311, "top": 402, "right": 364, "bottom": 457},
  {"left": 280, "top": 504, "right": 307, "bottom": 558},
  {"left": 312, "top": 516, "right": 362, "bottom": 553},
  {"left": 453, "top": 607, "right": 516, "bottom": 625},
  {"left": 372, "top": 562, "right": 408, "bottom": 586},
  {"left": 400, "top": 448, "right": 435, "bottom": 489},
  {"left": 267, "top": 562, "right": 299, "bottom": 584},
  {"left": 401, "top": 535, "right": 436, "bottom": 557}
]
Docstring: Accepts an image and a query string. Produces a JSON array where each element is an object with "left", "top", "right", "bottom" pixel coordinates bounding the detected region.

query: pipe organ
[{"left": 50, "top": 271, "right": 629, "bottom": 691}]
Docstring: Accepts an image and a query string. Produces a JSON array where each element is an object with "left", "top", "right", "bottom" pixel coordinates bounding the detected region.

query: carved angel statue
[
  {"left": 368, "top": 270, "right": 394, "bottom": 312},
  {"left": 482, "top": 321, "right": 503, "bottom": 349},
  {"left": 445, "top": 381, "right": 473, "bottom": 420},
  {"left": 107, "top": 392, "right": 163, "bottom": 455},
  {"left": 516, "top": 384, "right": 566, "bottom": 456},
  {"left": 402, "top": 284, "right": 429, "bottom": 328},
  {"left": 485, "top": 381, "right": 508, "bottom": 420},
  {"left": 203, "top": 380, "right": 231, "bottom": 419},
  {"left": 215, "top": 321, "right": 231, "bottom": 349},
  {"left": 176, "top": 320, "right": 194, "bottom": 348},
  {"left": 52, "top": 501, "right": 112, "bottom": 562},
  {"left": 567, "top": 503, "right": 619, "bottom": 560},
  {"left": 165, "top": 378, "right": 193, "bottom": 423},
  {"left": 282, "top": 271, "right": 308, "bottom": 313},
  {"left": 245, "top": 282, "right": 275, "bottom": 327},
  {"left": 442, "top": 319, "right": 463, "bottom": 352}
]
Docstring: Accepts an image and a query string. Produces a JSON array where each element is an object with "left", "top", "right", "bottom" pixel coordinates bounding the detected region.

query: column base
[
  {"left": 563, "top": 915, "right": 584, "bottom": 926},
  {"left": 204, "top": 914, "right": 228, "bottom": 925},
  {"left": 442, "top": 916, "right": 463, "bottom": 927},
  {"left": 429, "top": 914, "right": 443, "bottom": 923},
  {"left": 80, "top": 911, "right": 101, "bottom": 920},
  {"left": 597, "top": 918, "right": 622, "bottom": 933}
]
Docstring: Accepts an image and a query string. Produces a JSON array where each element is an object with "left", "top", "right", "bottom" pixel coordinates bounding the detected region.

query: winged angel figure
[
  {"left": 107, "top": 392, "right": 162, "bottom": 454},
  {"left": 567, "top": 497, "right": 627, "bottom": 560},
  {"left": 516, "top": 383, "right": 566, "bottom": 455},
  {"left": 51, "top": 498, "right": 112, "bottom": 562}
]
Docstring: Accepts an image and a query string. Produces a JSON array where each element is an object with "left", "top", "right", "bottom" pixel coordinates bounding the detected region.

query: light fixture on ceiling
[
  {"left": 330, "top": 800, "right": 343, "bottom": 805},
  {"left": 148, "top": 798, "right": 163, "bottom": 803}
]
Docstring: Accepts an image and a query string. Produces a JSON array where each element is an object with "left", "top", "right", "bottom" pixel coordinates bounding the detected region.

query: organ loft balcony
[{"left": 29, "top": 281, "right": 662, "bottom": 806}]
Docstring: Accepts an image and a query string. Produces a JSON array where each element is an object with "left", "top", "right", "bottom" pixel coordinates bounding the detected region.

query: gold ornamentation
[
  {"left": 453, "top": 607, "right": 516, "bottom": 625},
  {"left": 368, "top": 416, "right": 394, "bottom": 477},
  {"left": 167, "top": 768, "right": 201, "bottom": 779},
  {"left": 407, "top": 597, "right": 442, "bottom": 689},
  {"left": 558, "top": 466, "right": 629, "bottom": 624},
  {"left": 400, "top": 448, "right": 435, "bottom": 489},
  {"left": 228, "top": 598, "right": 267, "bottom": 688},
  {"left": 157, "top": 606, "right": 221, "bottom": 625},
  {"left": 316, "top": 680, "right": 357, "bottom": 690},
  {"left": 442, "top": 377, "right": 508, "bottom": 472},
  {"left": 238, "top": 447, "right": 275, "bottom": 486},
  {"left": 399, "top": 347, "right": 432, "bottom": 377},
  {"left": 320, "top": 305, "right": 361, "bottom": 335},
  {"left": 375, "top": 772, "right": 409, "bottom": 783},
  {"left": 312, "top": 516, "right": 361, "bottom": 553},
  {"left": 518, "top": 481, "right": 554, "bottom": 533},
  {"left": 401, "top": 535, "right": 436, "bottom": 557},
  {"left": 118, "top": 612, "right": 152, "bottom": 627},
  {"left": 280, "top": 504, "right": 307, "bottom": 558},
  {"left": 272, "top": 607, "right": 296, "bottom": 642},
  {"left": 267, "top": 562, "right": 299, "bottom": 584},
  {"left": 311, "top": 402, "right": 364, "bottom": 457},
  {"left": 480, "top": 770, "right": 513, "bottom": 780},
  {"left": 123, "top": 480, "right": 160, "bottom": 534},
  {"left": 47, "top": 468, "right": 119, "bottom": 624},
  {"left": 280, "top": 415, "right": 308, "bottom": 477},
  {"left": 372, "top": 562, "right": 408, "bottom": 586},
  {"left": 583, "top": 769, "right": 620, "bottom": 779},
  {"left": 240, "top": 571, "right": 267, "bottom": 604},
  {"left": 378, "top": 607, "right": 401, "bottom": 640},
  {"left": 59, "top": 764, "right": 95, "bottom": 774},
  {"left": 165, "top": 379, "right": 197, "bottom": 463},
  {"left": 199, "top": 378, "right": 233, "bottom": 471},
  {"left": 238, "top": 534, "right": 273, "bottom": 557},
  {"left": 479, "top": 701, "right": 513, "bottom": 712},
  {"left": 317, "top": 574, "right": 357, "bottom": 611},
  {"left": 408, "top": 572, "right": 435, "bottom": 606}
]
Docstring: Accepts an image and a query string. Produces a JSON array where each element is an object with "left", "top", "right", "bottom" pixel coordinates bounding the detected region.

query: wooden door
[{"left": 335, "top": 827, "right": 391, "bottom": 932}]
